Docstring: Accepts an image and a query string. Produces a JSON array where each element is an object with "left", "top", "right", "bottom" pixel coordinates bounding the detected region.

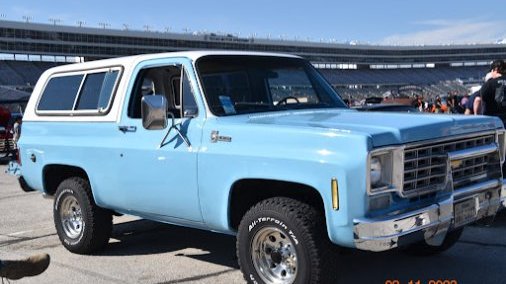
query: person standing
[
  {"left": 12, "top": 117, "right": 21, "bottom": 143},
  {"left": 464, "top": 90, "right": 482, "bottom": 115},
  {"left": 479, "top": 60, "right": 506, "bottom": 122},
  {"left": 464, "top": 86, "right": 483, "bottom": 115},
  {"left": 433, "top": 95, "right": 443, "bottom": 113}
]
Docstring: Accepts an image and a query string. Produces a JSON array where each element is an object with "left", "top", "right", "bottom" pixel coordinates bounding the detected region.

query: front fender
[{"left": 198, "top": 122, "right": 370, "bottom": 247}]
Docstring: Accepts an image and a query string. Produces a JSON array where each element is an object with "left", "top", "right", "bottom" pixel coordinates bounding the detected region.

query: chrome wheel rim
[
  {"left": 251, "top": 227, "right": 298, "bottom": 284},
  {"left": 60, "top": 194, "right": 83, "bottom": 239}
]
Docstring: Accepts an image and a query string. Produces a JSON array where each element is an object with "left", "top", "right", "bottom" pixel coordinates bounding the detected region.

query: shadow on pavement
[
  {"left": 104, "top": 219, "right": 238, "bottom": 269},
  {"left": 102, "top": 216, "right": 505, "bottom": 283}
]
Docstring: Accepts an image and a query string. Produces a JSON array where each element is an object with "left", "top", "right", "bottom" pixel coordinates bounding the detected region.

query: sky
[{"left": 1, "top": 0, "right": 506, "bottom": 46}]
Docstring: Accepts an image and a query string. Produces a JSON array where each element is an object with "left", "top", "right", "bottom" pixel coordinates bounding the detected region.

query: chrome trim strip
[
  {"left": 453, "top": 179, "right": 501, "bottom": 200},
  {"left": 404, "top": 131, "right": 497, "bottom": 150},
  {"left": 35, "top": 66, "right": 123, "bottom": 116},
  {"left": 496, "top": 130, "right": 506, "bottom": 163},
  {"left": 71, "top": 74, "right": 87, "bottom": 111},
  {"left": 448, "top": 144, "right": 498, "bottom": 161},
  {"left": 501, "top": 180, "right": 506, "bottom": 207},
  {"left": 453, "top": 173, "right": 488, "bottom": 187}
]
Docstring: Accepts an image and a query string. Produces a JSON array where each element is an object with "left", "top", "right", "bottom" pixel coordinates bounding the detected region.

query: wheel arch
[
  {"left": 228, "top": 178, "right": 326, "bottom": 231},
  {"left": 42, "top": 164, "right": 90, "bottom": 196}
]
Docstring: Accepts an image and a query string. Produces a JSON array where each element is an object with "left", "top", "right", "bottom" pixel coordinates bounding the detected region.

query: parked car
[
  {"left": 355, "top": 103, "right": 420, "bottom": 113},
  {"left": 364, "top": 96, "right": 383, "bottom": 104},
  {"left": 10, "top": 51, "right": 506, "bottom": 284}
]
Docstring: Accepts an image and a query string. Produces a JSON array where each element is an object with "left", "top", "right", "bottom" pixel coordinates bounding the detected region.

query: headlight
[
  {"left": 370, "top": 157, "right": 382, "bottom": 185},
  {"left": 368, "top": 147, "right": 404, "bottom": 195}
]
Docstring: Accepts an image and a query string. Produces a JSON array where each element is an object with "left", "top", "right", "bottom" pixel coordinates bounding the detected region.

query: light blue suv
[{"left": 12, "top": 51, "right": 506, "bottom": 284}]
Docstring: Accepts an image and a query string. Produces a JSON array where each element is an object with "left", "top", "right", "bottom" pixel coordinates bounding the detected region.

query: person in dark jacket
[{"left": 480, "top": 59, "right": 506, "bottom": 122}]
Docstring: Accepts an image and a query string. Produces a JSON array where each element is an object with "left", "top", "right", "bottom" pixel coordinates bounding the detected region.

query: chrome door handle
[{"left": 118, "top": 126, "right": 137, "bottom": 133}]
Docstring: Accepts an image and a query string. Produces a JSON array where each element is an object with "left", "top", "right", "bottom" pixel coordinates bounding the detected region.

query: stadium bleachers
[
  {"left": 0, "top": 60, "right": 490, "bottom": 88},
  {"left": 319, "top": 66, "right": 488, "bottom": 86},
  {"left": 0, "top": 60, "right": 65, "bottom": 86},
  {"left": 0, "top": 62, "right": 25, "bottom": 85},
  {"left": 0, "top": 60, "right": 490, "bottom": 106}
]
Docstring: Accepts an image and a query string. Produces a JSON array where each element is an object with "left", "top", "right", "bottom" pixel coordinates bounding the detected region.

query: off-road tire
[
  {"left": 237, "top": 197, "right": 337, "bottom": 284},
  {"left": 402, "top": 228, "right": 464, "bottom": 256},
  {"left": 53, "top": 177, "right": 112, "bottom": 254}
]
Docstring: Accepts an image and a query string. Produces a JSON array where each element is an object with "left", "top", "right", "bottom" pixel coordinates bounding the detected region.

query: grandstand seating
[
  {"left": 320, "top": 66, "right": 487, "bottom": 86},
  {"left": 0, "top": 60, "right": 490, "bottom": 88},
  {"left": 0, "top": 60, "right": 490, "bottom": 107},
  {"left": 0, "top": 62, "right": 25, "bottom": 85},
  {"left": 0, "top": 60, "right": 64, "bottom": 86}
]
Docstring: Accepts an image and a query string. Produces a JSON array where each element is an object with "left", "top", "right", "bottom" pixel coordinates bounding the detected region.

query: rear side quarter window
[
  {"left": 37, "top": 75, "right": 83, "bottom": 111},
  {"left": 36, "top": 67, "right": 121, "bottom": 115}
]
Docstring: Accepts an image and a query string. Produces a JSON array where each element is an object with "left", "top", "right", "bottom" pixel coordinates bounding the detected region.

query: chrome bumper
[{"left": 354, "top": 179, "right": 503, "bottom": 252}]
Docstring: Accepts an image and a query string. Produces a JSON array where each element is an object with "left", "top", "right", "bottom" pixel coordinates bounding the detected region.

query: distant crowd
[{"left": 411, "top": 59, "right": 506, "bottom": 122}]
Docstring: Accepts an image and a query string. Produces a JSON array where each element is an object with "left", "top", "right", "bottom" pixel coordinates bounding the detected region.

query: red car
[{"left": 0, "top": 106, "right": 15, "bottom": 159}]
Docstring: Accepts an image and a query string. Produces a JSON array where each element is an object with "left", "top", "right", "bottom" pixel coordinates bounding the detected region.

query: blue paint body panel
[
  {"left": 17, "top": 53, "right": 505, "bottom": 248},
  {"left": 19, "top": 108, "right": 503, "bottom": 247}
]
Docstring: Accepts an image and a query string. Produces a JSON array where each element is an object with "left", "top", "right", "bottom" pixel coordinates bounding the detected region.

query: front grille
[
  {"left": 0, "top": 138, "right": 16, "bottom": 152},
  {"left": 402, "top": 134, "right": 499, "bottom": 197},
  {"left": 404, "top": 148, "right": 447, "bottom": 196},
  {"left": 452, "top": 152, "right": 501, "bottom": 188}
]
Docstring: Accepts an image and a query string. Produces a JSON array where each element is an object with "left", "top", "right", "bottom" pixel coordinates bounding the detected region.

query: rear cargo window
[
  {"left": 37, "top": 67, "right": 121, "bottom": 114},
  {"left": 37, "top": 75, "right": 83, "bottom": 111}
]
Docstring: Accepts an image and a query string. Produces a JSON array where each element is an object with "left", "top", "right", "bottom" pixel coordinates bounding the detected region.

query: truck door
[{"left": 110, "top": 58, "right": 203, "bottom": 222}]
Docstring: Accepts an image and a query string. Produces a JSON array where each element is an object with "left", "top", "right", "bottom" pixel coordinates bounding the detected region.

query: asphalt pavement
[{"left": 1, "top": 162, "right": 505, "bottom": 284}]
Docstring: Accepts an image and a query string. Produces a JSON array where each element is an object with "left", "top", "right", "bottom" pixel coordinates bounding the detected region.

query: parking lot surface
[{"left": 1, "top": 163, "right": 505, "bottom": 283}]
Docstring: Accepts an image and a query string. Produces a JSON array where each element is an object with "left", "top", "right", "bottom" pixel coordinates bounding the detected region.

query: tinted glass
[
  {"left": 182, "top": 70, "right": 198, "bottom": 116},
  {"left": 197, "top": 56, "right": 346, "bottom": 116},
  {"left": 38, "top": 75, "right": 83, "bottom": 111},
  {"left": 76, "top": 71, "right": 118, "bottom": 110}
]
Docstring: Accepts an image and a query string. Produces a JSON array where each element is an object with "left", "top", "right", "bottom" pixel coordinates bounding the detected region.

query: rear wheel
[
  {"left": 53, "top": 177, "right": 112, "bottom": 254},
  {"left": 402, "top": 228, "right": 464, "bottom": 256},
  {"left": 237, "top": 197, "right": 337, "bottom": 284}
]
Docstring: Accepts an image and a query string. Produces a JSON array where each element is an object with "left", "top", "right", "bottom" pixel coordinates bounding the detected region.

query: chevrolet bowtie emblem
[{"left": 451, "top": 160, "right": 463, "bottom": 169}]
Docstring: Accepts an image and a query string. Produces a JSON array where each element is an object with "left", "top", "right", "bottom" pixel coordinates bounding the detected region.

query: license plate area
[{"left": 454, "top": 198, "right": 478, "bottom": 227}]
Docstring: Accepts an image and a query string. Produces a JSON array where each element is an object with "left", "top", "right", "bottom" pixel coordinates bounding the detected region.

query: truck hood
[{"left": 246, "top": 109, "right": 503, "bottom": 147}]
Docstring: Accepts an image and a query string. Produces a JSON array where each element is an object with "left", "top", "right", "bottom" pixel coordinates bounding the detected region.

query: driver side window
[{"left": 128, "top": 65, "right": 198, "bottom": 119}]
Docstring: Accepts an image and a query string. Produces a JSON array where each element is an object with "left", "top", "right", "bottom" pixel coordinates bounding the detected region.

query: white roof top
[{"left": 46, "top": 50, "right": 301, "bottom": 73}]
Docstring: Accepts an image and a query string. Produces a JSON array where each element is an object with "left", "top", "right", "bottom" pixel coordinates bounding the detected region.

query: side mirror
[{"left": 141, "top": 95, "right": 167, "bottom": 130}]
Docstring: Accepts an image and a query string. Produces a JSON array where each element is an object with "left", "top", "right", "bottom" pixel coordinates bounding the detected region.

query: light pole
[
  {"left": 49, "top": 18, "right": 61, "bottom": 26},
  {"left": 22, "top": 15, "right": 32, "bottom": 23},
  {"left": 76, "top": 20, "right": 85, "bottom": 27},
  {"left": 98, "top": 22, "right": 110, "bottom": 29}
]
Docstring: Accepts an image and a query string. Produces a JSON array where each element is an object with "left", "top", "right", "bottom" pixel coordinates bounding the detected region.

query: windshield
[{"left": 196, "top": 55, "right": 347, "bottom": 116}]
